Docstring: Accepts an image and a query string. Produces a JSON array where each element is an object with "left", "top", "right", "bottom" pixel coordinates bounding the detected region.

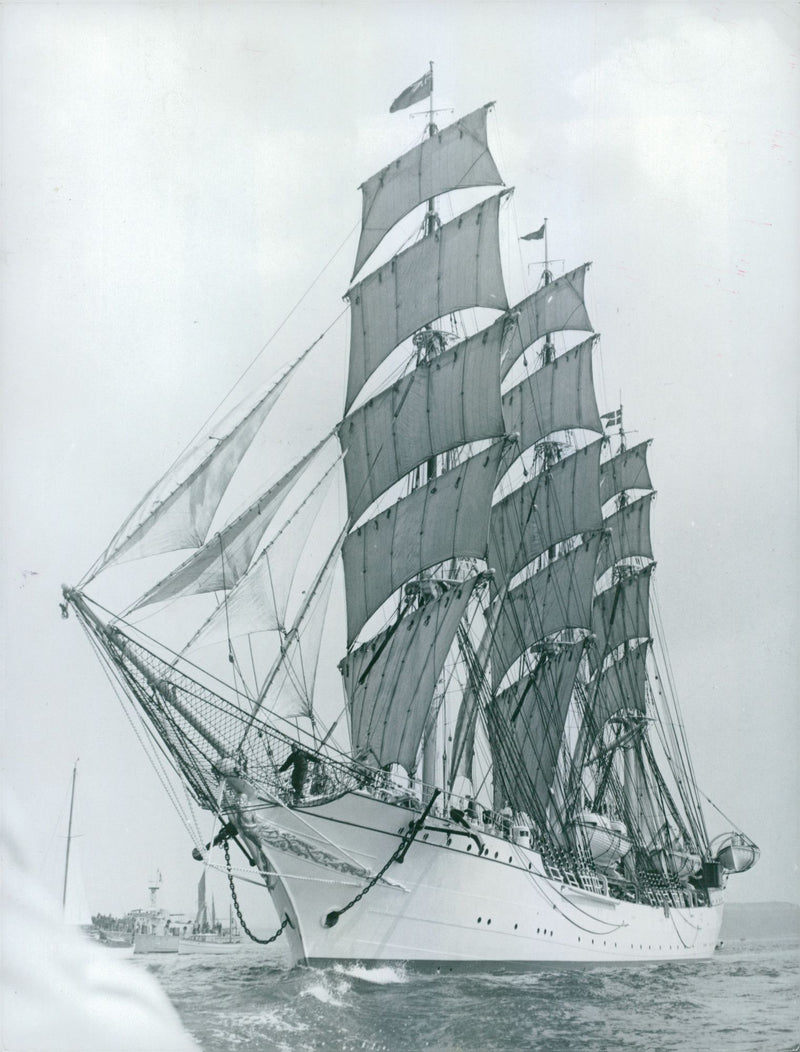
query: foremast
[{"left": 337, "top": 69, "right": 599, "bottom": 817}]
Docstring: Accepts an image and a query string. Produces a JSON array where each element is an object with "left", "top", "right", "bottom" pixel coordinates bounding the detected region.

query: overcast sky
[{"left": 2, "top": 2, "right": 797, "bottom": 921}]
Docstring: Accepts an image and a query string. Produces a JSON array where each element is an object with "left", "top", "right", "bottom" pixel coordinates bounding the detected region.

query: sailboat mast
[{"left": 61, "top": 759, "right": 78, "bottom": 914}]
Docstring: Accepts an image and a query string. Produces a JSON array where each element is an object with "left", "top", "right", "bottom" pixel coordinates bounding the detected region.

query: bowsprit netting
[{"left": 66, "top": 589, "right": 362, "bottom": 814}]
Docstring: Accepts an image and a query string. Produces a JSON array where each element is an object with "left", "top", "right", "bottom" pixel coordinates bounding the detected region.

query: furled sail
[
  {"left": 345, "top": 193, "right": 509, "bottom": 410},
  {"left": 490, "top": 641, "right": 585, "bottom": 816},
  {"left": 500, "top": 337, "right": 602, "bottom": 461},
  {"left": 499, "top": 266, "right": 594, "bottom": 379},
  {"left": 341, "top": 577, "right": 479, "bottom": 772},
  {"left": 596, "top": 493, "right": 655, "bottom": 578},
  {"left": 342, "top": 439, "right": 505, "bottom": 645},
  {"left": 589, "top": 566, "right": 653, "bottom": 670},
  {"left": 599, "top": 441, "right": 652, "bottom": 505},
  {"left": 181, "top": 463, "right": 337, "bottom": 652},
  {"left": 353, "top": 104, "right": 504, "bottom": 278},
  {"left": 96, "top": 355, "right": 306, "bottom": 572},
  {"left": 488, "top": 440, "right": 603, "bottom": 586},
  {"left": 129, "top": 438, "right": 331, "bottom": 611},
  {"left": 340, "top": 323, "right": 505, "bottom": 523},
  {"left": 490, "top": 533, "right": 603, "bottom": 689}
]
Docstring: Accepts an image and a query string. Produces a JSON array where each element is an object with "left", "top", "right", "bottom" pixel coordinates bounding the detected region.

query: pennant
[
  {"left": 521, "top": 223, "right": 546, "bottom": 241},
  {"left": 601, "top": 409, "right": 622, "bottom": 427},
  {"left": 390, "top": 71, "right": 433, "bottom": 113}
]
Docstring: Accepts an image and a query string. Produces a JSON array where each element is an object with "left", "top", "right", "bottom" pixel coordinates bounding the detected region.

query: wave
[{"left": 333, "top": 962, "right": 408, "bottom": 985}]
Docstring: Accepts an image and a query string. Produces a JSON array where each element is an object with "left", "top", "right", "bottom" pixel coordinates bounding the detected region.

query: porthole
[
  {"left": 477, "top": 917, "right": 482, "bottom": 923},
  {"left": 514, "top": 923, "right": 518, "bottom": 930},
  {"left": 466, "top": 843, "right": 472, "bottom": 851},
  {"left": 487, "top": 919, "right": 491, "bottom": 925},
  {"left": 508, "top": 856, "right": 512, "bottom": 863},
  {"left": 494, "top": 851, "right": 499, "bottom": 858}
]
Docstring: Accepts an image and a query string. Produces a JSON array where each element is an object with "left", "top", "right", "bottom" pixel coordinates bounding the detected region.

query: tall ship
[{"left": 63, "top": 70, "right": 758, "bottom": 968}]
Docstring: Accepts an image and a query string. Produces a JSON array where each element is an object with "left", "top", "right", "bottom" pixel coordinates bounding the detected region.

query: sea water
[{"left": 134, "top": 936, "right": 799, "bottom": 1052}]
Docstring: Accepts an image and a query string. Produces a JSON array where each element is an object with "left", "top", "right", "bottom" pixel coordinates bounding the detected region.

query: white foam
[
  {"left": 334, "top": 963, "right": 408, "bottom": 985},
  {"left": 300, "top": 978, "right": 350, "bottom": 1007},
  {"left": 231, "top": 1009, "right": 308, "bottom": 1034}
]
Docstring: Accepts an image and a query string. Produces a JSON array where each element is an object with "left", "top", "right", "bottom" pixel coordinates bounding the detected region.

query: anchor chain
[
  {"left": 323, "top": 789, "right": 440, "bottom": 928},
  {"left": 223, "top": 839, "right": 293, "bottom": 945}
]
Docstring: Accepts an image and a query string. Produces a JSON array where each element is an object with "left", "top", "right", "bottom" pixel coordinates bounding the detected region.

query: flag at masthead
[{"left": 390, "top": 70, "right": 433, "bottom": 112}]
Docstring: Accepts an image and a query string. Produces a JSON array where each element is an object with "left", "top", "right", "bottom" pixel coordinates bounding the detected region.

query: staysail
[
  {"left": 182, "top": 460, "right": 338, "bottom": 651},
  {"left": 95, "top": 352, "right": 309, "bottom": 573},
  {"left": 129, "top": 437, "right": 332, "bottom": 611}
]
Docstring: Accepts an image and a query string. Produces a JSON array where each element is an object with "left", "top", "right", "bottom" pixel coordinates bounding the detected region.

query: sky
[{"left": 2, "top": 1, "right": 798, "bottom": 923}]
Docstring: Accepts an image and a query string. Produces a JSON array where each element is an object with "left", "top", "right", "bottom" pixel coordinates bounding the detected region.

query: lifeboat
[
  {"left": 649, "top": 845, "right": 702, "bottom": 881},
  {"left": 573, "top": 812, "right": 631, "bottom": 868},
  {"left": 713, "top": 832, "right": 760, "bottom": 873}
]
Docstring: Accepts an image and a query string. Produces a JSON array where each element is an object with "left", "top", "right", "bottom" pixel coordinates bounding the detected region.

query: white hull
[
  {"left": 133, "top": 933, "right": 180, "bottom": 954},
  {"left": 178, "top": 937, "right": 242, "bottom": 955},
  {"left": 226, "top": 779, "right": 723, "bottom": 969}
]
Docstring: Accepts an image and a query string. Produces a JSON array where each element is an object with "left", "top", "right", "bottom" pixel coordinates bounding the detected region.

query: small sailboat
[
  {"left": 178, "top": 875, "right": 242, "bottom": 954},
  {"left": 60, "top": 760, "right": 92, "bottom": 932},
  {"left": 63, "top": 68, "right": 758, "bottom": 968}
]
